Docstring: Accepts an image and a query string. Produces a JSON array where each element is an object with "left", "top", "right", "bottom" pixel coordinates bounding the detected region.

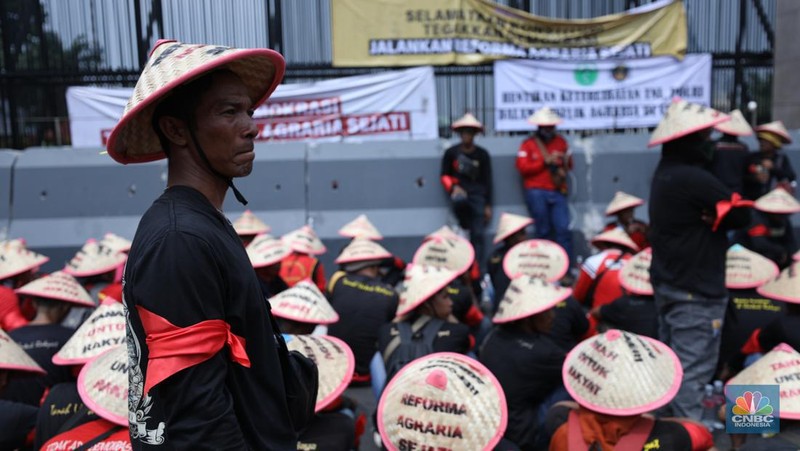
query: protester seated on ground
[
  {"left": 267, "top": 280, "right": 338, "bottom": 335},
  {"left": 287, "top": 334, "right": 366, "bottom": 450},
  {"left": 603, "top": 191, "right": 650, "bottom": 250},
  {"left": 479, "top": 276, "right": 573, "bottom": 450},
  {"left": 280, "top": 225, "right": 328, "bottom": 291},
  {"left": 0, "top": 239, "right": 48, "bottom": 331},
  {"left": 246, "top": 233, "right": 291, "bottom": 299},
  {"left": 716, "top": 245, "right": 781, "bottom": 379},
  {"left": 337, "top": 214, "right": 407, "bottom": 287},
  {"left": 62, "top": 239, "right": 126, "bottom": 329},
  {"left": 727, "top": 343, "right": 800, "bottom": 450},
  {"left": 743, "top": 120, "right": 796, "bottom": 200},
  {"left": 327, "top": 238, "right": 398, "bottom": 386},
  {"left": 377, "top": 352, "right": 519, "bottom": 450},
  {"left": 488, "top": 213, "right": 534, "bottom": 307},
  {"left": 231, "top": 209, "right": 270, "bottom": 247},
  {"left": 710, "top": 109, "right": 753, "bottom": 195},
  {"left": 1, "top": 271, "right": 96, "bottom": 407},
  {"left": 0, "top": 329, "right": 46, "bottom": 450},
  {"left": 547, "top": 330, "right": 714, "bottom": 451},
  {"left": 735, "top": 187, "right": 800, "bottom": 269}
]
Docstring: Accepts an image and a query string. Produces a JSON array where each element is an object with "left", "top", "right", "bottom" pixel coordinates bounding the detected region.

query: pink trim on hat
[
  {"left": 492, "top": 285, "right": 573, "bottom": 324},
  {"left": 15, "top": 286, "right": 96, "bottom": 307},
  {"left": 395, "top": 267, "right": 459, "bottom": 318},
  {"left": 377, "top": 352, "right": 508, "bottom": 451},
  {"left": 2, "top": 362, "right": 47, "bottom": 375},
  {"left": 315, "top": 335, "right": 355, "bottom": 412},
  {"left": 411, "top": 236, "right": 475, "bottom": 276},
  {"left": 726, "top": 260, "right": 779, "bottom": 290},
  {"left": 107, "top": 47, "right": 286, "bottom": 164},
  {"left": 271, "top": 304, "right": 339, "bottom": 326},
  {"left": 605, "top": 200, "right": 645, "bottom": 216},
  {"left": 755, "top": 123, "right": 792, "bottom": 143},
  {"left": 562, "top": 332, "right": 683, "bottom": 416},
  {"left": 77, "top": 347, "right": 127, "bottom": 426},
  {"left": 590, "top": 235, "right": 639, "bottom": 253},
  {"left": 502, "top": 239, "right": 569, "bottom": 282},
  {"left": 0, "top": 256, "right": 50, "bottom": 281},
  {"left": 757, "top": 285, "right": 800, "bottom": 304},
  {"left": 648, "top": 115, "right": 731, "bottom": 148},
  {"left": 493, "top": 215, "right": 534, "bottom": 244},
  {"left": 335, "top": 249, "right": 393, "bottom": 265}
]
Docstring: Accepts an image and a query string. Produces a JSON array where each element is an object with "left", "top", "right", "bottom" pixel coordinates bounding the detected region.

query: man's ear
[{"left": 158, "top": 115, "right": 189, "bottom": 147}]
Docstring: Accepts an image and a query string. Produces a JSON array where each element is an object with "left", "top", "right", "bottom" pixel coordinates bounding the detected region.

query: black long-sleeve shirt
[{"left": 441, "top": 144, "right": 493, "bottom": 204}]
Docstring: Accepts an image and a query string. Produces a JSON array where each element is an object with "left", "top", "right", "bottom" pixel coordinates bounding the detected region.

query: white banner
[
  {"left": 67, "top": 66, "right": 439, "bottom": 148},
  {"left": 494, "top": 54, "right": 712, "bottom": 131}
]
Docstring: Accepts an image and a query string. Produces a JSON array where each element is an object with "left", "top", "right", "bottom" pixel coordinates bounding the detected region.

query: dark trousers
[{"left": 452, "top": 193, "right": 486, "bottom": 272}]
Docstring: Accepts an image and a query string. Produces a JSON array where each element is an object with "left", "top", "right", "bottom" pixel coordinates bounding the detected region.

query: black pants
[{"left": 452, "top": 193, "right": 486, "bottom": 272}]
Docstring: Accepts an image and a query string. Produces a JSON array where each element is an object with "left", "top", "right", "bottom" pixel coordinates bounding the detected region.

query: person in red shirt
[
  {"left": 603, "top": 191, "right": 650, "bottom": 250},
  {"left": 516, "top": 107, "right": 574, "bottom": 267},
  {"left": 0, "top": 240, "right": 48, "bottom": 331}
]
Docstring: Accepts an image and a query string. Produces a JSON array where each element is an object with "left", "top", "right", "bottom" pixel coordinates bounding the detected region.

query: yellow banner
[{"left": 332, "top": 0, "right": 686, "bottom": 66}]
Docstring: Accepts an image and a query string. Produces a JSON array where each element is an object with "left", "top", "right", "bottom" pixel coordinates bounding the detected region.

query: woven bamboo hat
[
  {"left": 451, "top": 113, "right": 484, "bottom": 131},
  {"left": 493, "top": 276, "right": 573, "bottom": 324},
  {"left": 563, "top": 330, "right": 683, "bottom": 416},
  {"left": 412, "top": 235, "right": 474, "bottom": 275},
  {"left": 425, "top": 225, "right": 461, "bottom": 241},
  {"left": 714, "top": 109, "right": 754, "bottom": 136},
  {"left": 335, "top": 238, "right": 392, "bottom": 265},
  {"left": 618, "top": 248, "right": 653, "bottom": 296},
  {"left": 757, "top": 262, "right": 800, "bottom": 304},
  {"left": 77, "top": 345, "right": 128, "bottom": 426},
  {"left": 246, "top": 234, "right": 290, "bottom": 268},
  {"left": 282, "top": 225, "right": 326, "bottom": 255},
  {"left": 377, "top": 352, "right": 508, "bottom": 451},
  {"left": 395, "top": 264, "right": 458, "bottom": 317},
  {"left": 338, "top": 214, "right": 383, "bottom": 240},
  {"left": 106, "top": 40, "right": 285, "bottom": 163},
  {"left": 725, "top": 245, "right": 780, "bottom": 290},
  {"left": 53, "top": 299, "right": 125, "bottom": 365},
  {"left": 99, "top": 233, "right": 132, "bottom": 254},
  {"left": 756, "top": 120, "right": 792, "bottom": 145},
  {"left": 493, "top": 212, "right": 533, "bottom": 244},
  {"left": 232, "top": 210, "right": 271, "bottom": 236},
  {"left": 0, "top": 239, "right": 49, "bottom": 281},
  {"left": 16, "top": 271, "right": 95, "bottom": 307},
  {"left": 527, "top": 107, "right": 563, "bottom": 126},
  {"left": 0, "top": 329, "right": 46, "bottom": 375},
  {"left": 502, "top": 239, "right": 569, "bottom": 282},
  {"left": 269, "top": 280, "right": 338, "bottom": 325},
  {"left": 726, "top": 343, "right": 800, "bottom": 419},
  {"left": 648, "top": 98, "right": 729, "bottom": 147},
  {"left": 754, "top": 188, "right": 800, "bottom": 214},
  {"left": 63, "top": 239, "right": 127, "bottom": 278},
  {"left": 795, "top": 250, "right": 800, "bottom": 262},
  {"left": 590, "top": 228, "right": 639, "bottom": 253},
  {"left": 605, "top": 191, "right": 645, "bottom": 216},
  {"left": 285, "top": 334, "right": 354, "bottom": 412}
]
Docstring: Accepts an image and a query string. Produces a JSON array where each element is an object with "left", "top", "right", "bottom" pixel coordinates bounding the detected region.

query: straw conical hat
[
  {"left": 378, "top": 352, "right": 507, "bottom": 451},
  {"left": 726, "top": 343, "right": 800, "bottom": 419},
  {"left": 754, "top": 188, "right": 800, "bottom": 214},
  {"left": 396, "top": 264, "right": 458, "bottom": 317},
  {"left": 648, "top": 98, "right": 729, "bottom": 147},
  {"left": 493, "top": 276, "right": 573, "bottom": 324},
  {"left": 605, "top": 191, "right": 645, "bottom": 216},
  {"left": 451, "top": 113, "right": 484, "bottom": 131},
  {"left": 338, "top": 214, "right": 383, "bottom": 240},
  {"left": 269, "top": 280, "right": 339, "bottom": 325},
  {"left": 53, "top": 299, "right": 125, "bottom": 365},
  {"left": 15, "top": 271, "right": 95, "bottom": 307},
  {"left": 282, "top": 225, "right": 326, "bottom": 255},
  {"left": 412, "top": 235, "right": 475, "bottom": 275},
  {"left": 714, "top": 109, "right": 754, "bottom": 136},
  {"left": 63, "top": 239, "right": 127, "bottom": 278},
  {"left": 527, "top": 107, "right": 563, "bottom": 126},
  {"left": 246, "top": 234, "right": 290, "bottom": 268},
  {"left": 590, "top": 227, "right": 639, "bottom": 253},
  {"left": 285, "top": 335, "right": 354, "bottom": 412},
  {"left": 425, "top": 225, "right": 461, "bottom": 241},
  {"left": 0, "top": 239, "right": 49, "bottom": 280},
  {"left": 0, "top": 328, "right": 46, "bottom": 374},
  {"left": 725, "top": 245, "right": 780, "bottom": 290},
  {"left": 335, "top": 238, "right": 392, "bottom": 264},
  {"left": 99, "top": 233, "right": 132, "bottom": 253},
  {"left": 618, "top": 248, "right": 653, "bottom": 296},
  {"left": 757, "top": 262, "right": 800, "bottom": 304},
  {"left": 77, "top": 345, "right": 127, "bottom": 426},
  {"left": 493, "top": 213, "right": 533, "bottom": 244},
  {"left": 232, "top": 210, "right": 271, "bottom": 236},
  {"left": 107, "top": 40, "right": 285, "bottom": 163},
  {"left": 563, "top": 330, "right": 682, "bottom": 416},
  {"left": 756, "top": 120, "right": 792, "bottom": 144},
  {"left": 502, "top": 239, "right": 569, "bottom": 282}
]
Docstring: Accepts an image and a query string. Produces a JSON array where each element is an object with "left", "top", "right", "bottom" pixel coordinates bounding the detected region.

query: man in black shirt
[
  {"left": 744, "top": 120, "right": 797, "bottom": 200},
  {"left": 440, "top": 113, "right": 493, "bottom": 270},
  {"left": 106, "top": 41, "right": 300, "bottom": 449},
  {"left": 488, "top": 212, "right": 533, "bottom": 307},
  {"left": 647, "top": 99, "right": 752, "bottom": 420},
  {"left": 710, "top": 109, "right": 752, "bottom": 195}
]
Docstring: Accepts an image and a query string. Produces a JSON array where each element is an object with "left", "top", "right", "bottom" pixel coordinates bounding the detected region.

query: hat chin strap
[{"left": 187, "top": 128, "right": 249, "bottom": 206}]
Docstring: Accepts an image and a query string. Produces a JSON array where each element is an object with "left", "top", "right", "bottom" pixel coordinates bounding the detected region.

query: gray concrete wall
[
  {"left": 1, "top": 133, "right": 798, "bottom": 276},
  {"left": 773, "top": 1, "right": 800, "bottom": 128}
]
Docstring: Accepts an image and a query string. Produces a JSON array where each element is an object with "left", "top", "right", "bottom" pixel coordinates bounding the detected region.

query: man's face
[
  {"left": 458, "top": 128, "right": 476, "bottom": 146},
  {"left": 759, "top": 138, "right": 777, "bottom": 154},
  {"left": 191, "top": 72, "right": 258, "bottom": 178}
]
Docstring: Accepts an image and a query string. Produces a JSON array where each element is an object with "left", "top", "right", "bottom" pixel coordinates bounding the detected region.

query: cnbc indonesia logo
[{"left": 727, "top": 386, "right": 779, "bottom": 433}]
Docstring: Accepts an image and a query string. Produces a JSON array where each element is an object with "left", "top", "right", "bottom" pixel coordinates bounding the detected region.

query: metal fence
[{"left": 0, "top": 0, "right": 775, "bottom": 148}]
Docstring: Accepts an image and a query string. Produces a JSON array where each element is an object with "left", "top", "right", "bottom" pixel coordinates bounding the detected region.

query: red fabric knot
[
  {"left": 137, "top": 306, "right": 250, "bottom": 394},
  {"left": 712, "top": 193, "right": 754, "bottom": 232}
]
